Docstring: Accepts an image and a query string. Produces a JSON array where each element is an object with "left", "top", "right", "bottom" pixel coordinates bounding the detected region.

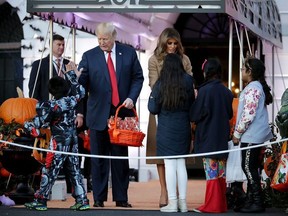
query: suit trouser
[{"left": 90, "top": 128, "right": 130, "bottom": 202}]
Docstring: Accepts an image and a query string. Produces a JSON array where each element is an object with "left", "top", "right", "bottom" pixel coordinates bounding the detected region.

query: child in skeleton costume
[{"left": 24, "top": 63, "right": 89, "bottom": 211}]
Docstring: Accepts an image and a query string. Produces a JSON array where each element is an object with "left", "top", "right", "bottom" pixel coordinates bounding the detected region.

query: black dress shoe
[
  {"left": 116, "top": 201, "right": 132, "bottom": 208},
  {"left": 93, "top": 201, "right": 104, "bottom": 207}
]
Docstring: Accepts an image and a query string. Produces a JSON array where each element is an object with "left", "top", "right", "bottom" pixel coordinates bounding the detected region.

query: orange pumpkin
[{"left": 0, "top": 87, "right": 37, "bottom": 124}]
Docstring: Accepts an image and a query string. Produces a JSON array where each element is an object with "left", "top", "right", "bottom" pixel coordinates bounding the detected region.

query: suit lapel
[
  {"left": 43, "top": 55, "right": 56, "bottom": 78},
  {"left": 45, "top": 55, "right": 58, "bottom": 77},
  {"left": 115, "top": 44, "right": 122, "bottom": 82}
]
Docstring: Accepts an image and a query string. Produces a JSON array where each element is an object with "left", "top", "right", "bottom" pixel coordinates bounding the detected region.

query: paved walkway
[
  {"left": 1, "top": 179, "right": 287, "bottom": 215},
  {"left": 48, "top": 179, "right": 206, "bottom": 210}
]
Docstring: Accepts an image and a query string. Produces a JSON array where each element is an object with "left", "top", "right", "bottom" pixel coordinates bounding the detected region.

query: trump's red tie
[{"left": 107, "top": 51, "right": 119, "bottom": 106}]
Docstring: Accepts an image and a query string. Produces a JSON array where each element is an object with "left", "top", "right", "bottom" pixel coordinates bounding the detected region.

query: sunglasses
[{"left": 167, "top": 41, "right": 178, "bottom": 45}]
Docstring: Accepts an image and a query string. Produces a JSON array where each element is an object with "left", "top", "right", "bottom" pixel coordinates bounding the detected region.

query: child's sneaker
[
  {"left": 70, "top": 202, "right": 90, "bottom": 211},
  {"left": 24, "top": 199, "right": 47, "bottom": 211}
]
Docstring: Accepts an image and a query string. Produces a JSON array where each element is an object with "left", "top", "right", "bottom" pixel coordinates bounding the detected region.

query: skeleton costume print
[{"left": 24, "top": 70, "right": 88, "bottom": 204}]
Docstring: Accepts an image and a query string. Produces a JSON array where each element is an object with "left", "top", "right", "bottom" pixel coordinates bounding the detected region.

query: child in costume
[{"left": 24, "top": 62, "right": 89, "bottom": 211}]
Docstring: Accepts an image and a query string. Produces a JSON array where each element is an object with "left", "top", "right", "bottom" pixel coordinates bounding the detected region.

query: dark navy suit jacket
[{"left": 78, "top": 42, "right": 144, "bottom": 131}]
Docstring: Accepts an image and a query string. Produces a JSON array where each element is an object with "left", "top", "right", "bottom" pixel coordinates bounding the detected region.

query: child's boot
[
  {"left": 178, "top": 199, "right": 188, "bottom": 212},
  {"left": 160, "top": 199, "right": 178, "bottom": 212}
]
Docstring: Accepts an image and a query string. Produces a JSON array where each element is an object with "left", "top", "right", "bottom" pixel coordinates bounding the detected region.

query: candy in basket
[{"left": 108, "top": 105, "right": 145, "bottom": 147}]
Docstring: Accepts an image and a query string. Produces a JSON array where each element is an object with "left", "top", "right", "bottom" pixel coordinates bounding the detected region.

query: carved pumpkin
[
  {"left": 32, "top": 128, "right": 51, "bottom": 164},
  {"left": 0, "top": 87, "right": 37, "bottom": 124}
]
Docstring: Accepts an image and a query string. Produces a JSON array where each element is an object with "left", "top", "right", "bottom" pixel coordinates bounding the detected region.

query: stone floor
[{"left": 46, "top": 179, "right": 206, "bottom": 210}]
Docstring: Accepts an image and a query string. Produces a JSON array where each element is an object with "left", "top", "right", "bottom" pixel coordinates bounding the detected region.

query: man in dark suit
[
  {"left": 29, "top": 34, "right": 68, "bottom": 101},
  {"left": 78, "top": 22, "right": 144, "bottom": 208},
  {"left": 28, "top": 34, "right": 86, "bottom": 192}
]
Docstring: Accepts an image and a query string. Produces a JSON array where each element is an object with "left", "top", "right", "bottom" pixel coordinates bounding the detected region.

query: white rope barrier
[{"left": 1, "top": 137, "right": 287, "bottom": 160}]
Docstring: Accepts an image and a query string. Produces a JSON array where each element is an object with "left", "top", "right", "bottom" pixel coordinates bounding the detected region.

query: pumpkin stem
[{"left": 16, "top": 87, "right": 24, "bottom": 98}]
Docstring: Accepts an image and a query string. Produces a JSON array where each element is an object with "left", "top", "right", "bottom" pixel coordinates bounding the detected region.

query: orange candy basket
[{"left": 108, "top": 104, "right": 145, "bottom": 147}]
